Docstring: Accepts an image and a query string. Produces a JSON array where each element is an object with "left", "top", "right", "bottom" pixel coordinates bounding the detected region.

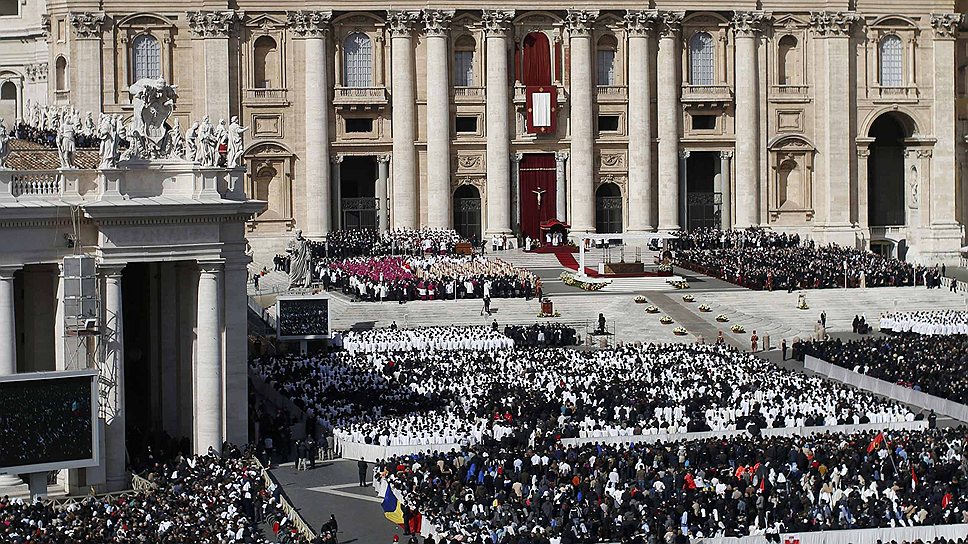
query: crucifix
[{"left": 533, "top": 188, "right": 547, "bottom": 208}]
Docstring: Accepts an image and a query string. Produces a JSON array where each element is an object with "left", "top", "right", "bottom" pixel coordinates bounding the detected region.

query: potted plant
[
  {"left": 730, "top": 324, "right": 746, "bottom": 334},
  {"left": 698, "top": 304, "right": 711, "bottom": 312},
  {"left": 673, "top": 326, "right": 688, "bottom": 336},
  {"left": 634, "top": 295, "right": 648, "bottom": 304},
  {"left": 682, "top": 294, "right": 695, "bottom": 302},
  {"left": 660, "top": 315, "right": 674, "bottom": 325},
  {"left": 716, "top": 314, "right": 729, "bottom": 322},
  {"left": 645, "top": 305, "right": 660, "bottom": 314}
]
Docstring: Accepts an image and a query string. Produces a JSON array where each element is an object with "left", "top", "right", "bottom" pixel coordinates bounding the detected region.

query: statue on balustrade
[
  {"left": 128, "top": 78, "right": 179, "bottom": 160},
  {"left": 287, "top": 229, "right": 313, "bottom": 289},
  {"left": 226, "top": 116, "right": 248, "bottom": 168},
  {"left": 185, "top": 121, "right": 199, "bottom": 163},
  {"left": 196, "top": 116, "right": 216, "bottom": 166},
  {"left": 56, "top": 111, "right": 76, "bottom": 169},
  {"left": 97, "top": 114, "right": 117, "bottom": 169},
  {"left": 0, "top": 118, "right": 9, "bottom": 169}
]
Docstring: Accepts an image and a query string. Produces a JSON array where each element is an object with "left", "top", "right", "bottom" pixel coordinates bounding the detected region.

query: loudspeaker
[{"left": 63, "top": 255, "right": 98, "bottom": 332}]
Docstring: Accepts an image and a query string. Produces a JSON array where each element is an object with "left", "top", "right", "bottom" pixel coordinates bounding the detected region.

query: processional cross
[{"left": 533, "top": 188, "right": 547, "bottom": 208}]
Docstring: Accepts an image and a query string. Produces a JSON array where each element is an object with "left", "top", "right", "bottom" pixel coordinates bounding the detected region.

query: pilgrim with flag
[{"left": 381, "top": 485, "right": 422, "bottom": 536}]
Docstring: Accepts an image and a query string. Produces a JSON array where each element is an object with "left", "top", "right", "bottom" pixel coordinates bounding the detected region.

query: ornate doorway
[
  {"left": 453, "top": 184, "right": 482, "bottom": 243},
  {"left": 518, "top": 154, "right": 557, "bottom": 239},
  {"left": 340, "top": 156, "right": 378, "bottom": 230}
]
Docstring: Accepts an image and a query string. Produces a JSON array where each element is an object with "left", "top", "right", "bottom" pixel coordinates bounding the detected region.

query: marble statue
[
  {"left": 57, "top": 112, "right": 76, "bottom": 168},
  {"left": 83, "top": 111, "right": 96, "bottom": 137},
  {"left": 214, "top": 118, "right": 227, "bottom": 166},
  {"left": 286, "top": 229, "right": 313, "bottom": 289},
  {"left": 0, "top": 118, "right": 9, "bottom": 169},
  {"left": 226, "top": 116, "right": 248, "bottom": 168},
  {"left": 97, "top": 114, "right": 116, "bottom": 169},
  {"left": 169, "top": 118, "right": 185, "bottom": 159},
  {"left": 197, "top": 116, "right": 215, "bottom": 166},
  {"left": 185, "top": 121, "right": 199, "bottom": 163},
  {"left": 114, "top": 114, "right": 129, "bottom": 161},
  {"left": 128, "top": 78, "right": 178, "bottom": 159}
]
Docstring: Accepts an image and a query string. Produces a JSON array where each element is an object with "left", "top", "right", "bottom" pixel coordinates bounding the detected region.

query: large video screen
[
  {"left": 0, "top": 371, "right": 98, "bottom": 473},
  {"left": 277, "top": 296, "right": 330, "bottom": 339}
]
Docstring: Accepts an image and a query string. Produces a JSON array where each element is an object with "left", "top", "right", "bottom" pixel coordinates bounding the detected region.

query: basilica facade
[{"left": 2, "top": 1, "right": 968, "bottom": 262}]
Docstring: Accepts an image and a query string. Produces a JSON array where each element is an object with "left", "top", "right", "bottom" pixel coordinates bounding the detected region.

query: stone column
[
  {"left": 625, "top": 11, "right": 658, "bottom": 232},
  {"left": 732, "top": 12, "right": 769, "bottom": 227},
  {"left": 187, "top": 11, "right": 238, "bottom": 119},
  {"left": 656, "top": 12, "right": 684, "bottom": 231},
  {"left": 100, "top": 266, "right": 126, "bottom": 491},
  {"left": 425, "top": 10, "right": 455, "bottom": 229},
  {"left": 929, "top": 14, "right": 962, "bottom": 227},
  {"left": 719, "top": 151, "right": 733, "bottom": 229},
  {"left": 377, "top": 154, "right": 391, "bottom": 232},
  {"left": 195, "top": 261, "right": 223, "bottom": 454},
  {"left": 679, "top": 150, "right": 690, "bottom": 229},
  {"left": 288, "top": 11, "right": 333, "bottom": 237},
  {"left": 810, "top": 12, "right": 859, "bottom": 231},
  {"left": 388, "top": 11, "right": 420, "bottom": 228},
  {"left": 511, "top": 153, "right": 523, "bottom": 231},
  {"left": 855, "top": 138, "right": 873, "bottom": 231},
  {"left": 53, "top": 264, "right": 64, "bottom": 372},
  {"left": 566, "top": 10, "right": 598, "bottom": 233},
  {"left": 0, "top": 267, "right": 16, "bottom": 376},
  {"left": 555, "top": 151, "right": 569, "bottom": 222},
  {"left": 68, "top": 12, "right": 105, "bottom": 115},
  {"left": 222, "top": 259, "right": 248, "bottom": 445},
  {"left": 331, "top": 155, "right": 343, "bottom": 230},
  {"left": 482, "top": 10, "right": 515, "bottom": 236}
]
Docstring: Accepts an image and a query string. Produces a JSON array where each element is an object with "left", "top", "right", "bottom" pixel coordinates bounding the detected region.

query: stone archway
[{"left": 867, "top": 112, "right": 916, "bottom": 227}]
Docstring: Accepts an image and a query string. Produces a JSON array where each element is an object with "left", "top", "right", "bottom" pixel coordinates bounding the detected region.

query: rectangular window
[
  {"left": 454, "top": 51, "right": 474, "bottom": 87},
  {"left": 691, "top": 115, "right": 717, "bottom": 130},
  {"left": 345, "top": 118, "right": 374, "bottom": 133},
  {"left": 596, "top": 50, "right": 615, "bottom": 86},
  {"left": 0, "top": 0, "right": 18, "bottom": 16},
  {"left": 598, "top": 115, "right": 620, "bottom": 133},
  {"left": 455, "top": 116, "right": 478, "bottom": 133}
]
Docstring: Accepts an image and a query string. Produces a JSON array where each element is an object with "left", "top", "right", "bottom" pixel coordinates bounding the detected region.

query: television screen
[
  {"left": 0, "top": 372, "right": 97, "bottom": 472},
  {"left": 278, "top": 296, "right": 330, "bottom": 339}
]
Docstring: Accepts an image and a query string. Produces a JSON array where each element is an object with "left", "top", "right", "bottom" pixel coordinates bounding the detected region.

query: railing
[
  {"left": 454, "top": 86, "right": 484, "bottom": 98},
  {"left": 252, "top": 456, "right": 317, "bottom": 541},
  {"left": 680, "top": 84, "right": 733, "bottom": 101},
  {"left": 333, "top": 86, "right": 388, "bottom": 104},
  {"left": 772, "top": 84, "right": 809, "bottom": 95},
  {"left": 244, "top": 88, "right": 289, "bottom": 102},
  {"left": 11, "top": 171, "right": 61, "bottom": 197},
  {"left": 131, "top": 474, "right": 159, "bottom": 492},
  {"left": 873, "top": 85, "right": 918, "bottom": 100},
  {"left": 596, "top": 85, "right": 627, "bottom": 96}
]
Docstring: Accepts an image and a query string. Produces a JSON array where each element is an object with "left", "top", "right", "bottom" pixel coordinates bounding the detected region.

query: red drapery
[
  {"left": 518, "top": 154, "right": 557, "bottom": 239},
  {"left": 523, "top": 33, "right": 551, "bottom": 86}
]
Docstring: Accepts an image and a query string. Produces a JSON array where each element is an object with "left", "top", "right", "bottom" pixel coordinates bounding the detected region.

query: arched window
[
  {"left": 879, "top": 35, "right": 903, "bottom": 87},
  {"left": 777, "top": 35, "right": 799, "bottom": 85},
  {"left": 595, "top": 183, "right": 624, "bottom": 234},
  {"left": 596, "top": 34, "right": 617, "bottom": 86},
  {"left": 132, "top": 34, "right": 161, "bottom": 81},
  {"left": 689, "top": 32, "right": 715, "bottom": 86},
  {"left": 253, "top": 35, "right": 278, "bottom": 88},
  {"left": 454, "top": 35, "right": 476, "bottom": 87},
  {"left": 0, "top": 81, "right": 15, "bottom": 100},
  {"left": 343, "top": 33, "right": 373, "bottom": 88},
  {"left": 55, "top": 56, "right": 67, "bottom": 91}
]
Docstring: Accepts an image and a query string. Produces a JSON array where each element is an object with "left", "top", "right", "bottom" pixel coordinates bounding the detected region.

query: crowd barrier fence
[
  {"left": 697, "top": 523, "right": 968, "bottom": 544},
  {"left": 805, "top": 355, "right": 968, "bottom": 422},
  {"left": 253, "top": 456, "right": 317, "bottom": 541}
]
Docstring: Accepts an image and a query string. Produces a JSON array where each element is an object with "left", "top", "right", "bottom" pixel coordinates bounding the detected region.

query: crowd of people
[
  {"left": 673, "top": 228, "right": 918, "bottom": 290},
  {"left": 0, "top": 446, "right": 314, "bottom": 544},
  {"left": 317, "top": 228, "right": 468, "bottom": 259},
  {"left": 879, "top": 311, "right": 968, "bottom": 336},
  {"left": 0, "top": 378, "right": 92, "bottom": 468},
  {"left": 502, "top": 323, "right": 579, "bottom": 347},
  {"left": 378, "top": 427, "right": 968, "bottom": 541},
  {"left": 794, "top": 334, "right": 968, "bottom": 405},
  {"left": 343, "top": 326, "right": 515, "bottom": 354},
  {"left": 251, "top": 331, "right": 915, "bottom": 454},
  {"left": 278, "top": 299, "right": 330, "bottom": 337}
]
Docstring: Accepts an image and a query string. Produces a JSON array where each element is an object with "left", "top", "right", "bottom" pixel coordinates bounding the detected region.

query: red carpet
[{"left": 554, "top": 250, "right": 580, "bottom": 270}]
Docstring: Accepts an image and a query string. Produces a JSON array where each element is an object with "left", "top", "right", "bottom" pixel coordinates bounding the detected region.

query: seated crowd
[
  {"left": 251, "top": 332, "right": 914, "bottom": 453},
  {"left": 0, "top": 445, "right": 313, "bottom": 544},
  {"left": 316, "top": 228, "right": 467, "bottom": 259},
  {"left": 879, "top": 311, "right": 968, "bottom": 336},
  {"left": 343, "top": 326, "right": 515, "bottom": 354},
  {"left": 673, "top": 228, "right": 916, "bottom": 290},
  {"left": 502, "top": 323, "right": 578, "bottom": 348},
  {"left": 794, "top": 334, "right": 968, "bottom": 405},
  {"left": 317, "top": 254, "right": 538, "bottom": 302},
  {"left": 378, "top": 427, "right": 968, "bottom": 542}
]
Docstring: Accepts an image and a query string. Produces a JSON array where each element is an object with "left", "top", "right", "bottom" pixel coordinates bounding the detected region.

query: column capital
[
  {"left": 565, "top": 10, "right": 599, "bottom": 37},
  {"left": 376, "top": 154, "right": 391, "bottom": 164},
  {"left": 481, "top": 10, "right": 515, "bottom": 37},
  {"left": 731, "top": 11, "right": 771, "bottom": 38},
  {"left": 0, "top": 266, "right": 18, "bottom": 280},
  {"left": 98, "top": 264, "right": 125, "bottom": 279},
  {"left": 624, "top": 10, "right": 659, "bottom": 37},
  {"left": 423, "top": 9, "right": 454, "bottom": 37},
  {"left": 511, "top": 152, "right": 524, "bottom": 163},
  {"left": 187, "top": 10, "right": 240, "bottom": 38},
  {"left": 555, "top": 150, "right": 570, "bottom": 162},
  {"left": 68, "top": 11, "right": 106, "bottom": 40},
  {"left": 809, "top": 11, "right": 860, "bottom": 37},
  {"left": 930, "top": 13, "right": 963, "bottom": 40},
  {"left": 287, "top": 10, "right": 332, "bottom": 38},
  {"left": 197, "top": 260, "right": 224, "bottom": 275},
  {"left": 720, "top": 150, "right": 733, "bottom": 160},
  {"left": 679, "top": 150, "right": 691, "bottom": 160},
  {"left": 386, "top": 10, "right": 421, "bottom": 37},
  {"left": 656, "top": 11, "right": 685, "bottom": 38},
  {"left": 331, "top": 154, "right": 344, "bottom": 164}
]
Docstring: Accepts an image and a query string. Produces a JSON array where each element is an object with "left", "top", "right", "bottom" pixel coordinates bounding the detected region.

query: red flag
[
  {"left": 910, "top": 466, "right": 918, "bottom": 490},
  {"left": 759, "top": 477, "right": 766, "bottom": 492},
  {"left": 867, "top": 432, "right": 884, "bottom": 454},
  {"left": 943, "top": 492, "right": 953, "bottom": 508},
  {"left": 407, "top": 511, "right": 422, "bottom": 535}
]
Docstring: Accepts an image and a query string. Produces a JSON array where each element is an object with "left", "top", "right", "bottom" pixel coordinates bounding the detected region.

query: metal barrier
[
  {"left": 131, "top": 474, "right": 158, "bottom": 492},
  {"left": 252, "top": 457, "right": 317, "bottom": 541}
]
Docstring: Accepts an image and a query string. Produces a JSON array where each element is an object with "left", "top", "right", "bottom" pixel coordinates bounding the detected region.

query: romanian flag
[
  {"left": 867, "top": 432, "right": 885, "bottom": 453},
  {"left": 382, "top": 486, "right": 405, "bottom": 527}
]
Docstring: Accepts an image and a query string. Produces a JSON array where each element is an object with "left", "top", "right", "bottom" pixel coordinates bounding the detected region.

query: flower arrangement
[
  {"left": 656, "top": 264, "right": 673, "bottom": 273},
  {"left": 673, "top": 326, "right": 688, "bottom": 336},
  {"left": 730, "top": 324, "right": 746, "bottom": 334},
  {"left": 537, "top": 311, "right": 562, "bottom": 318},
  {"left": 634, "top": 295, "right": 648, "bottom": 304},
  {"left": 559, "top": 271, "right": 609, "bottom": 291},
  {"left": 660, "top": 315, "right": 674, "bottom": 325},
  {"left": 797, "top": 300, "right": 810, "bottom": 310},
  {"left": 645, "top": 306, "right": 660, "bottom": 314},
  {"left": 668, "top": 279, "right": 690, "bottom": 289},
  {"left": 682, "top": 294, "right": 695, "bottom": 302},
  {"left": 698, "top": 304, "right": 711, "bottom": 312},
  {"left": 716, "top": 314, "right": 729, "bottom": 322}
]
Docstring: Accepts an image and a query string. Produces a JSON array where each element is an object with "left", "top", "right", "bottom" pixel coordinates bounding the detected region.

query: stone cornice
[
  {"left": 68, "top": 11, "right": 106, "bottom": 40},
  {"left": 481, "top": 10, "right": 515, "bottom": 37},
  {"left": 656, "top": 11, "right": 685, "bottom": 38},
  {"left": 286, "top": 10, "right": 332, "bottom": 38},
  {"left": 386, "top": 10, "right": 421, "bottom": 37},
  {"left": 565, "top": 10, "right": 599, "bottom": 37},
  {"left": 187, "top": 10, "right": 240, "bottom": 39},
  {"left": 423, "top": 9, "right": 454, "bottom": 37},
  {"left": 930, "top": 13, "right": 963, "bottom": 39},
  {"left": 809, "top": 11, "right": 860, "bottom": 37},
  {"left": 623, "top": 10, "right": 659, "bottom": 37},
  {"left": 732, "top": 11, "right": 771, "bottom": 37}
]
